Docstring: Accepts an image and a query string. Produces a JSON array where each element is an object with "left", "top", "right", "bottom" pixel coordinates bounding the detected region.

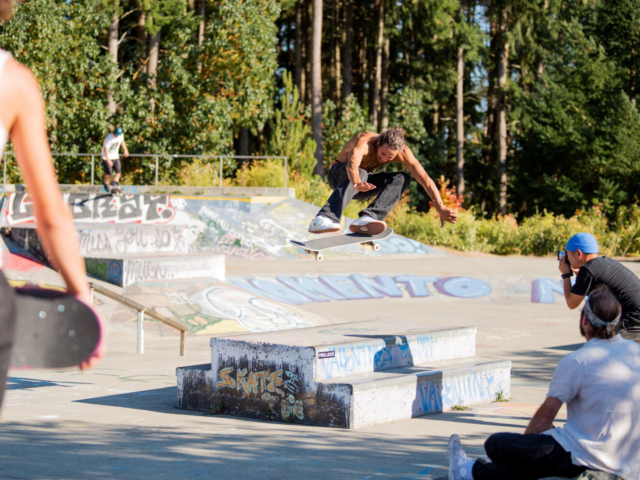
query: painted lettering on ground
[
  {"left": 216, "top": 366, "right": 304, "bottom": 420},
  {"left": 531, "top": 277, "right": 576, "bottom": 303},
  {"left": 5, "top": 192, "right": 175, "bottom": 225},
  {"left": 230, "top": 275, "right": 493, "bottom": 305}
]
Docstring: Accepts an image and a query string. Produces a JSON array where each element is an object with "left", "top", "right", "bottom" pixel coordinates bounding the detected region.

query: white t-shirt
[
  {"left": 544, "top": 335, "right": 640, "bottom": 480},
  {"left": 101, "top": 133, "right": 124, "bottom": 160}
]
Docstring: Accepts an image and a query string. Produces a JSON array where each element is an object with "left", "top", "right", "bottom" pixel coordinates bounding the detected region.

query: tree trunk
[
  {"left": 334, "top": 0, "right": 342, "bottom": 105},
  {"left": 306, "top": 0, "right": 313, "bottom": 105},
  {"left": 148, "top": 30, "right": 161, "bottom": 112},
  {"left": 198, "top": 0, "right": 205, "bottom": 47},
  {"left": 431, "top": 100, "right": 439, "bottom": 135},
  {"left": 535, "top": 0, "right": 548, "bottom": 84},
  {"left": 456, "top": 45, "right": 465, "bottom": 195},
  {"left": 330, "top": 0, "right": 336, "bottom": 103},
  {"left": 497, "top": 10, "right": 509, "bottom": 215},
  {"left": 238, "top": 128, "right": 249, "bottom": 156},
  {"left": 107, "top": 8, "right": 119, "bottom": 115},
  {"left": 295, "top": 0, "right": 304, "bottom": 95},
  {"left": 311, "top": 0, "right": 324, "bottom": 176},
  {"left": 371, "top": 0, "right": 384, "bottom": 128},
  {"left": 380, "top": 36, "right": 390, "bottom": 130},
  {"left": 342, "top": 0, "right": 353, "bottom": 100}
]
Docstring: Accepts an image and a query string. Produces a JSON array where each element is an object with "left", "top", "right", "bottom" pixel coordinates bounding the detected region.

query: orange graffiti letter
[
  {"left": 216, "top": 367, "right": 236, "bottom": 390},
  {"left": 267, "top": 369, "right": 284, "bottom": 397},
  {"left": 237, "top": 368, "right": 249, "bottom": 394}
]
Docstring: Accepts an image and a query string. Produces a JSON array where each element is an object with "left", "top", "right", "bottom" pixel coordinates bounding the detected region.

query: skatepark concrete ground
[
  {"left": 1, "top": 189, "right": 636, "bottom": 479},
  {"left": 2, "top": 254, "right": 629, "bottom": 480}
]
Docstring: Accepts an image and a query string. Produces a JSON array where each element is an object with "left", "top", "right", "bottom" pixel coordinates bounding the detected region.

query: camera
[{"left": 557, "top": 251, "right": 569, "bottom": 264}]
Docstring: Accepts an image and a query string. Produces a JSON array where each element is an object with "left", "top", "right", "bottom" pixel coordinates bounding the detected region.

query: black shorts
[
  {"left": 102, "top": 158, "right": 121, "bottom": 176},
  {"left": 0, "top": 270, "right": 17, "bottom": 409}
]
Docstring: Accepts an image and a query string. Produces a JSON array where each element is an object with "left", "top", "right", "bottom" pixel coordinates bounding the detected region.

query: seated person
[
  {"left": 448, "top": 290, "right": 640, "bottom": 480},
  {"left": 559, "top": 232, "right": 640, "bottom": 343}
]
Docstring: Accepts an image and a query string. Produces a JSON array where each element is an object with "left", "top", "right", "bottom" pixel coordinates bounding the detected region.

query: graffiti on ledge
[{"left": 5, "top": 192, "right": 175, "bottom": 225}]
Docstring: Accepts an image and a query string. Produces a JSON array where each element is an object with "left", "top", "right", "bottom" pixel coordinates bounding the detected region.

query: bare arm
[
  {"left": 558, "top": 259, "right": 584, "bottom": 309},
  {"left": 525, "top": 396, "right": 563, "bottom": 435},
  {"left": 402, "top": 147, "right": 458, "bottom": 226},
  {"left": 3, "top": 61, "right": 103, "bottom": 368},
  {"left": 6, "top": 62, "right": 88, "bottom": 297},
  {"left": 122, "top": 140, "right": 129, "bottom": 158}
]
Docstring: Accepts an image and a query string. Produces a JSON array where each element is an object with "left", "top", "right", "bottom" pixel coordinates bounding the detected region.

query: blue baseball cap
[
  {"left": 115, "top": 126, "right": 123, "bottom": 136},
  {"left": 566, "top": 233, "right": 599, "bottom": 254}
]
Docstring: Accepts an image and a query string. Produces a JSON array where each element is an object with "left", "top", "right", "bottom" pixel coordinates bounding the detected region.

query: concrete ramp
[
  {"left": 1, "top": 190, "right": 445, "bottom": 262},
  {"left": 176, "top": 320, "right": 511, "bottom": 428}
]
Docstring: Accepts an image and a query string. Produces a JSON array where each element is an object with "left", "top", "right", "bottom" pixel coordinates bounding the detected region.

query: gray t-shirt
[{"left": 544, "top": 335, "right": 640, "bottom": 479}]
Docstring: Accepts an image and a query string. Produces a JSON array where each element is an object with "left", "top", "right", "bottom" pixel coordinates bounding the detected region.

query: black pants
[
  {"left": 472, "top": 433, "right": 586, "bottom": 480},
  {"left": 0, "top": 270, "right": 17, "bottom": 409},
  {"left": 102, "top": 158, "right": 121, "bottom": 176},
  {"left": 317, "top": 162, "right": 411, "bottom": 223}
]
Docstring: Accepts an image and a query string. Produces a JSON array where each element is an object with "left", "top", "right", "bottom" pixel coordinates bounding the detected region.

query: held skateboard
[
  {"left": 289, "top": 227, "right": 393, "bottom": 262},
  {"left": 10, "top": 287, "right": 102, "bottom": 369}
]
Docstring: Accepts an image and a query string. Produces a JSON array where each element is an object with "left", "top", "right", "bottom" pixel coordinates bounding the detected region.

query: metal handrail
[
  {"left": 89, "top": 282, "right": 187, "bottom": 356},
  {"left": 2, "top": 152, "right": 289, "bottom": 189}
]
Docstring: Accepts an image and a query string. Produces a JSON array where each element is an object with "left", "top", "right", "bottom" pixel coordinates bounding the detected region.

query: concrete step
[
  {"left": 176, "top": 320, "right": 510, "bottom": 428},
  {"left": 176, "top": 356, "right": 511, "bottom": 429},
  {"left": 84, "top": 253, "right": 225, "bottom": 287},
  {"left": 9, "top": 223, "right": 189, "bottom": 258},
  {"left": 209, "top": 319, "right": 476, "bottom": 381}
]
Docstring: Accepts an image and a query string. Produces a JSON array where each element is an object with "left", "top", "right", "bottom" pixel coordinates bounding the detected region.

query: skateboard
[
  {"left": 110, "top": 184, "right": 122, "bottom": 197},
  {"left": 10, "top": 287, "right": 102, "bottom": 369},
  {"left": 289, "top": 227, "right": 393, "bottom": 262}
]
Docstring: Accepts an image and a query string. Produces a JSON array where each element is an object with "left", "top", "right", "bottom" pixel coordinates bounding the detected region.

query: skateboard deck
[
  {"left": 289, "top": 227, "right": 393, "bottom": 261},
  {"left": 10, "top": 287, "right": 102, "bottom": 369}
]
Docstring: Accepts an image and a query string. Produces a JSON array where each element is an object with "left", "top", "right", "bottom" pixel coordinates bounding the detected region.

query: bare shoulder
[
  {"left": 3, "top": 59, "right": 40, "bottom": 96},
  {"left": 398, "top": 144, "right": 417, "bottom": 163}
]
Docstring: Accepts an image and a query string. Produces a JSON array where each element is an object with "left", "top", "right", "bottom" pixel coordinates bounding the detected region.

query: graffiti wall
[{"left": 2, "top": 192, "right": 175, "bottom": 225}]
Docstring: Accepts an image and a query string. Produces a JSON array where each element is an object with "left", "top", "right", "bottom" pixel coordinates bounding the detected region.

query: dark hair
[
  {"left": 379, "top": 126, "right": 405, "bottom": 151},
  {"left": 582, "top": 289, "right": 621, "bottom": 339},
  {"left": 0, "top": 0, "right": 13, "bottom": 22}
]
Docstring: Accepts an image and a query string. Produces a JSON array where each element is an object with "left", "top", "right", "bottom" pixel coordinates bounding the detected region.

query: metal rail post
[
  {"left": 2, "top": 152, "right": 5, "bottom": 186},
  {"left": 91, "top": 155, "right": 95, "bottom": 186},
  {"left": 155, "top": 156, "right": 159, "bottom": 186},
  {"left": 219, "top": 158, "right": 223, "bottom": 187},
  {"left": 137, "top": 310, "right": 144, "bottom": 354},
  {"left": 284, "top": 157, "right": 288, "bottom": 188}
]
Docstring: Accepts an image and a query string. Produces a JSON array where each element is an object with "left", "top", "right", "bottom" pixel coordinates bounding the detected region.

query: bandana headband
[{"left": 584, "top": 298, "right": 621, "bottom": 335}]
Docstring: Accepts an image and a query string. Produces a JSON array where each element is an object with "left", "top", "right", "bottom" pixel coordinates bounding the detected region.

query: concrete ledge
[
  {"left": 176, "top": 357, "right": 510, "bottom": 429},
  {"left": 176, "top": 321, "right": 510, "bottom": 428},
  {"left": 84, "top": 253, "right": 225, "bottom": 287},
  {"left": 0, "top": 184, "right": 296, "bottom": 198}
]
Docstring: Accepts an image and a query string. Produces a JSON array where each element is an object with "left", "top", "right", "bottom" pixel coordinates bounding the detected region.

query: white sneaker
[
  {"left": 349, "top": 215, "right": 386, "bottom": 235},
  {"left": 308, "top": 215, "right": 341, "bottom": 234},
  {"left": 448, "top": 435, "right": 475, "bottom": 480}
]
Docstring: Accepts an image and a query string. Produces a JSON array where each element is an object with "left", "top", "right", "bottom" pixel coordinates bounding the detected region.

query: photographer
[{"left": 559, "top": 232, "right": 640, "bottom": 343}]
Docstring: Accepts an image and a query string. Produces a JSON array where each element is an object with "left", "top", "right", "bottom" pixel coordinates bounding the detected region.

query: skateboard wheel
[
  {"left": 373, "top": 243, "right": 381, "bottom": 251},
  {"left": 316, "top": 253, "right": 324, "bottom": 262}
]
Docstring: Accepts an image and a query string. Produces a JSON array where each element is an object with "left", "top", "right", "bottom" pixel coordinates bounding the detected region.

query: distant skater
[
  {"left": 0, "top": 0, "right": 104, "bottom": 413},
  {"left": 101, "top": 126, "right": 129, "bottom": 194},
  {"left": 308, "top": 126, "right": 459, "bottom": 234}
]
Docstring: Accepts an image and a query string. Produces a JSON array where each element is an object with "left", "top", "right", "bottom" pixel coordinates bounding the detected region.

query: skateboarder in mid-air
[
  {"left": 308, "top": 127, "right": 459, "bottom": 234},
  {"left": 101, "top": 126, "right": 129, "bottom": 194}
]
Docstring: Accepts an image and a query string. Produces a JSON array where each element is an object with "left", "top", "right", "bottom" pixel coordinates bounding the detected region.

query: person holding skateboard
[
  {"left": 0, "top": 1, "right": 104, "bottom": 410},
  {"left": 101, "top": 126, "right": 129, "bottom": 194},
  {"left": 308, "top": 126, "right": 459, "bottom": 234}
]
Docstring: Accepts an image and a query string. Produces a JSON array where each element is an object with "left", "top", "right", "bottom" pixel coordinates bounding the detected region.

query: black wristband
[{"left": 561, "top": 272, "right": 573, "bottom": 279}]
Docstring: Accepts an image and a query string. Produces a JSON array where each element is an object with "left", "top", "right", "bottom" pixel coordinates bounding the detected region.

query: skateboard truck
[
  {"left": 305, "top": 249, "right": 324, "bottom": 262},
  {"left": 362, "top": 241, "right": 381, "bottom": 251}
]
